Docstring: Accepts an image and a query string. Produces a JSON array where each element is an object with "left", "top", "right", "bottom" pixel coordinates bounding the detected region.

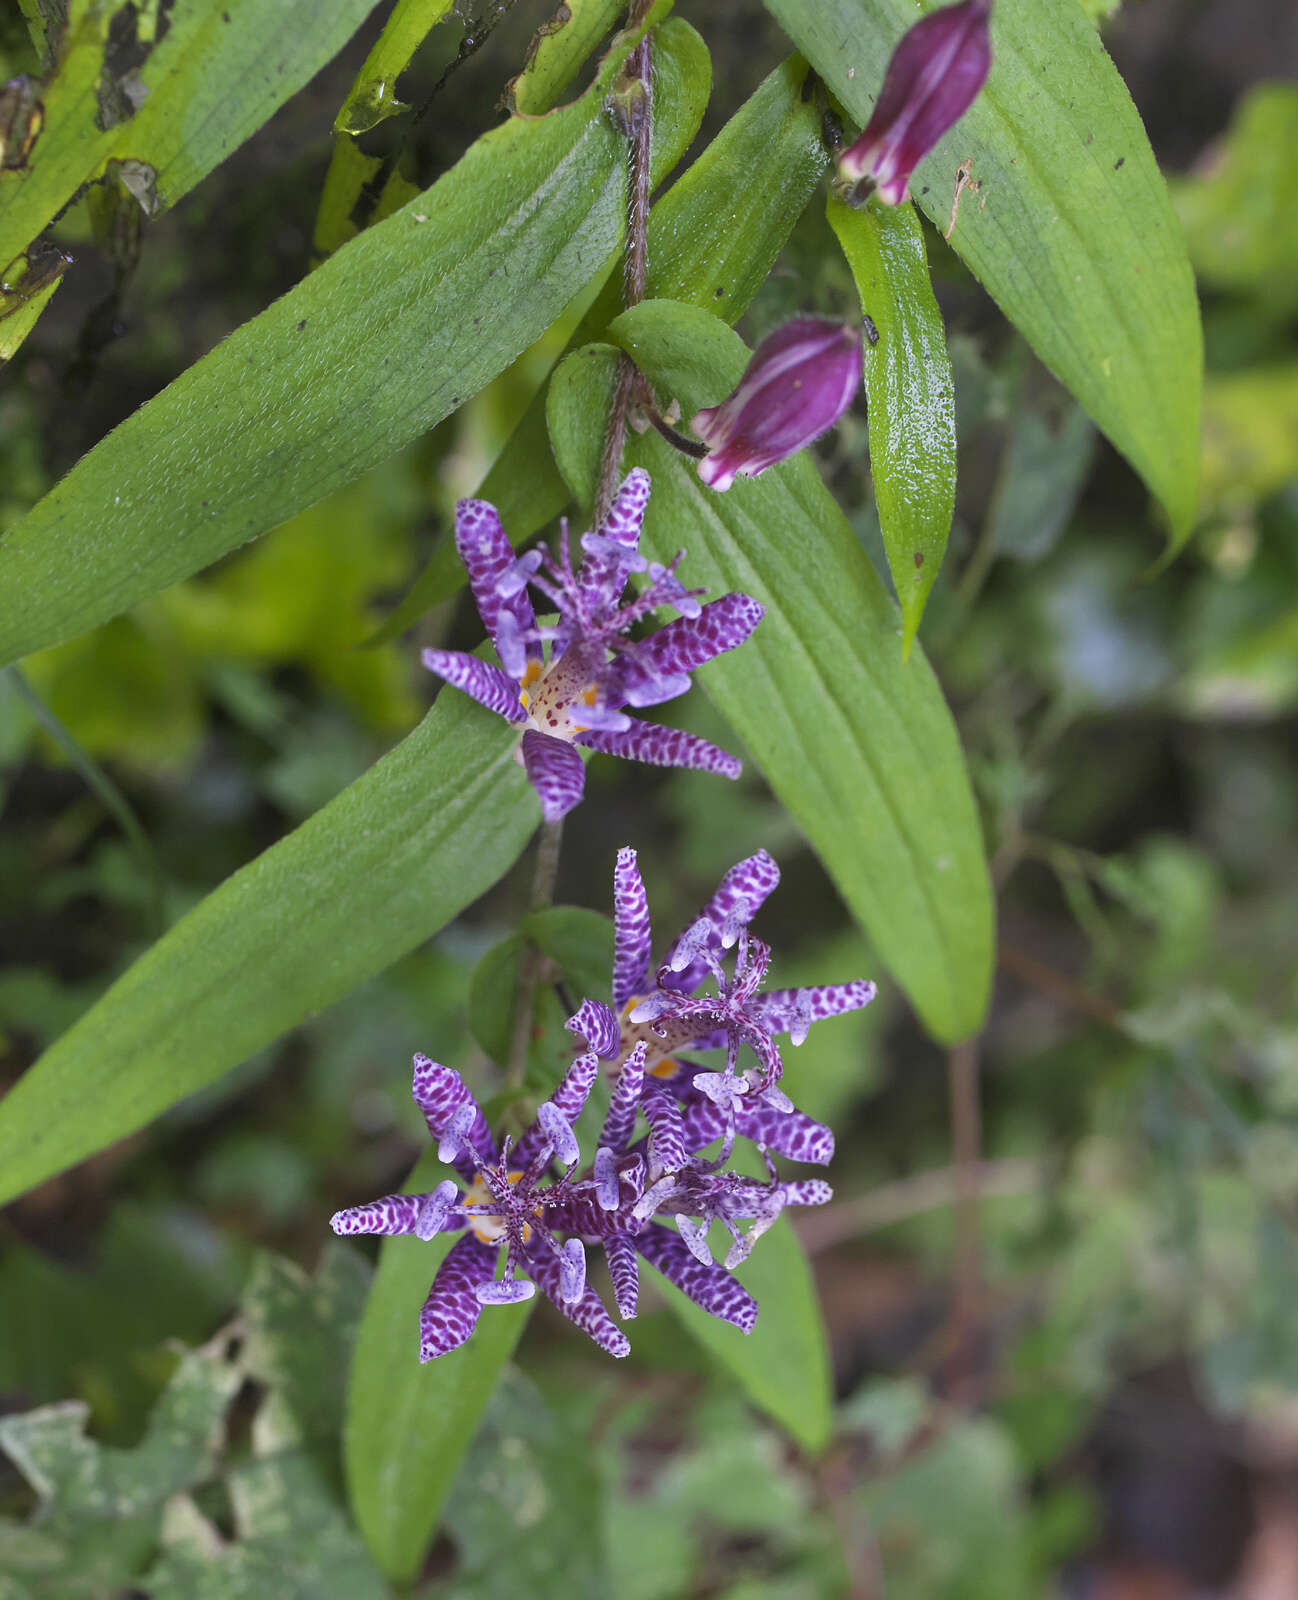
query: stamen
[
  {"left": 537, "top": 1101, "right": 580, "bottom": 1168},
  {"left": 559, "top": 1237, "right": 587, "bottom": 1303},
  {"left": 414, "top": 1180, "right": 460, "bottom": 1241},
  {"left": 593, "top": 1146, "right": 621, "bottom": 1210},
  {"left": 474, "top": 1277, "right": 536, "bottom": 1305},
  {"left": 676, "top": 1214, "right": 714, "bottom": 1266}
]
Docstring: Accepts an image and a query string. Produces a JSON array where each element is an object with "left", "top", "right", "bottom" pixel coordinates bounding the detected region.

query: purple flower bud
[
  {"left": 691, "top": 319, "right": 864, "bottom": 492},
  {"left": 837, "top": 0, "right": 992, "bottom": 208}
]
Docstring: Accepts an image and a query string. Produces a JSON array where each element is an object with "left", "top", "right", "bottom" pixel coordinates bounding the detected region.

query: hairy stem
[{"left": 594, "top": 10, "right": 654, "bottom": 525}]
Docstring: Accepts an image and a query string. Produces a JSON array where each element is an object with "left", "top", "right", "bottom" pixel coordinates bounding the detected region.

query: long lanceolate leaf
[
  {"left": 0, "top": 695, "right": 537, "bottom": 1209},
  {"left": 764, "top": 0, "right": 1202, "bottom": 545},
  {"left": 828, "top": 194, "right": 956, "bottom": 657},
  {"left": 0, "top": 13, "right": 710, "bottom": 668},
  {"left": 549, "top": 302, "right": 993, "bottom": 1043},
  {"left": 0, "top": 0, "right": 382, "bottom": 263}
]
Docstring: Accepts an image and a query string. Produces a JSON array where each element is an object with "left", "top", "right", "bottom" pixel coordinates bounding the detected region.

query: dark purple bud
[
  {"left": 837, "top": 0, "right": 992, "bottom": 207},
  {"left": 691, "top": 318, "right": 864, "bottom": 492}
]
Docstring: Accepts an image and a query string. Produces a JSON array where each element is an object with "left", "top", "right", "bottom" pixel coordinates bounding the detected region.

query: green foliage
[
  {"left": 508, "top": 0, "right": 628, "bottom": 116},
  {"left": 828, "top": 194, "right": 956, "bottom": 653},
  {"left": 0, "top": 690, "right": 537, "bottom": 1206},
  {"left": 547, "top": 305, "right": 993, "bottom": 1042},
  {"left": 764, "top": 0, "right": 1202, "bottom": 544},
  {"left": 0, "top": 0, "right": 378, "bottom": 269},
  {"left": 647, "top": 1207, "right": 833, "bottom": 1454},
  {"left": 1172, "top": 83, "right": 1298, "bottom": 314},
  {"left": 0, "top": 12, "right": 710, "bottom": 668},
  {"left": 344, "top": 1151, "right": 531, "bottom": 1583}
]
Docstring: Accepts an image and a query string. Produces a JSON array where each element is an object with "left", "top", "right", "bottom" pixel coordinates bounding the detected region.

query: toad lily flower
[
  {"left": 565, "top": 847, "right": 876, "bottom": 1159},
  {"left": 330, "top": 1045, "right": 832, "bottom": 1359},
  {"left": 836, "top": 0, "right": 992, "bottom": 208},
  {"left": 422, "top": 468, "right": 763, "bottom": 822},
  {"left": 691, "top": 319, "right": 864, "bottom": 492}
]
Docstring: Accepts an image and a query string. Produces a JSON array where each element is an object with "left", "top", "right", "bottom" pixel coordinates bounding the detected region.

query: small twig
[
  {"left": 796, "top": 1158, "right": 1042, "bottom": 1255},
  {"left": 997, "top": 942, "right": 1121, "bottom": 1027},
  {"left": 644, "top": 407, "right": 708, "bottom": 459},
  {"left": 945, "top": 1037, "right": 982, "bottom": 1406},
  {"left": 505, "top": 817, "right": 565, "bottom": 1088}
]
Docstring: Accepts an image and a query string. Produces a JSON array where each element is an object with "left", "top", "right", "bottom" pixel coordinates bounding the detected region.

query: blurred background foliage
[{"left": 2, "top": 0, "right": 1298, "bottom": 1596}]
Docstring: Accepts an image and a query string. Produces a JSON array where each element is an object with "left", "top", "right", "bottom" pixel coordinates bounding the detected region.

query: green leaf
[
  {"left": 0, "top": 1333, "right": 244, "bottom": 1599},
  {"left": 377, "top": 52, "right": 828, "bottom": 638},
  {"left": 467, "top": 906, "right": 614, "bottom": 1084},
  {"left": 549, "top": 305, "right": 993, "bottom": 1042},
  {"left": 344, "top": 1149, "right": 531, "bottom": 1583},
  {"left": 1170, "top": 83, "right": 1298, "bottom": 314},
  {"left": 241, "top": 1245, "right": 371, "bottom": 1478},
  {"left": 148, "top": 1454, "right": 393, "bottom": 1600},
  {"left": 335, "top": 0, "right": 456, "bottom": 135},
  {"left": 0, "top": 13, "right": 710, "bottom": 667},
  {"left": 763, "top": 0, "right": 1202, "bottom": 545},
  {"left": 314, "top": 0, "right": 458, "bottom": 258},
  {"left": 827, "top": 194, "right": 955, "bottom": 655},
  {"left": 646, "top": 1210, "right": 833, "bottom": 1454},
  {"left": 509, "top": 0, "right": 627, "bottom": 116},
  {"left": 0, "top": 0, "right": 380, "bottom": 264},
  {"left": 0, "top": 692, "right": 537, "bottom": 1208},
  {"left": 440, "top": 1370, "right": 609, "bottom": 1597},
  {"left": 0, "top": 247, "right": 68, "bottom": 366}
]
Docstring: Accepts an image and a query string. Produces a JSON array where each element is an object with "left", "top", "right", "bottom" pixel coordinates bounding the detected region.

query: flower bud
[
  {"left": 691, "top": 318, "right": 864, "bottom": 492},
  {"left": 836, "top": 0, "right": 992, "bottom": 208}
]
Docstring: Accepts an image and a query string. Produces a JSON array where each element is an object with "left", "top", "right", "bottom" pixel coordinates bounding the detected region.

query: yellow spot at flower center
[
  {"left": 618, "top": 996, "right": 681, "bottom": 1079},
  {"left": 463, "top": 1171, "right": 531, "bottom": 1245}
]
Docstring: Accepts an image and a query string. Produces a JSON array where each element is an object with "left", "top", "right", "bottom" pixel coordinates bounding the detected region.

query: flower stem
[
  {"left": 505, "top": 816, "right": 565, "bottom": 1089},
  {"left": 594, "top": 5, "right": 654, "bottom": 525}
]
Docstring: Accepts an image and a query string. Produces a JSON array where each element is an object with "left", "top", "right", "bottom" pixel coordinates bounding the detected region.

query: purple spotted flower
[
  {"left": 422, "top": 469, "right": 763, "bottom": 822},
  {"left": 691, "top": 319, "right": 864, "bottom": 492},
  {"left": 331, "top": 1046, "right": 831, "bottom": 1360},
  {"left": 836, "top": 0, "right": 992, "bottom": 208},
  {"left": 566, "top": 847, "right": 876, "bottom": 1156}
]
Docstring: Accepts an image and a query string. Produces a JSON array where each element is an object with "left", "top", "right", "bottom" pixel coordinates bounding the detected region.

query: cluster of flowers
[
  {"left": 333, "top": 847, "right": 874, "bottom": 1359},
  {"left": 331, "top": 0, "right": 990, "bottom": 1360}
]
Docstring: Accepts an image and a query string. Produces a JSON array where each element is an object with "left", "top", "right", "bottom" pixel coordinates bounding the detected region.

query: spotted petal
[
  {"left": 514, "top": 1052, "right": 599, "bottom": 1168},
  {"left": 454, "top": 497, "right": 537, "bottom": 656},
  {"left": 642, "top": 1081, "right": 687, "bottom": 1179},
  {"left": 411, "top": 1054, "right": 495, "bottom": 1182},
  {"left": 748, "top": 981, "right": 878, "bottom": 1041},
  {"left": 612, "top": 847, "right": 653, "bottom": 1010},
  {"left": 635, "top": 1222, "right": 758, "bottom": 1333},
  {"left": 604, "top": 1232, "right": 640, "bottom": 1320},
  {"left": 600, "top": 1039, "right": 647, "bottom": 1154},
  {"left": 611, "top": 594, "right": 764, "bottom": 709},
  {"left": 565, "top": 998, "right": 620, "bottom": 1059},
  {"left": 520, "top": 730, "right": 586, "bottom": 822},
  {"left": 577, "top": 469, "right": 651, "bottom": 613},
  {"left": 330, "top": 1192, "right": 424, "bottom": 1237},
  {"left": 530, "top": 1247, "right": 630, "bottom": 1358},
  {"left": 418, "top": 1234, "right": 497, "bottom": 1361},
  {"left": 578, "top": 721, "right": 741, "bottom": 779},
  {"left": 421, "top": 648, "right": 526, "bottom": 725},
  {"left": 678, "top": 1090, "right": 835, "bottom": 1166}
]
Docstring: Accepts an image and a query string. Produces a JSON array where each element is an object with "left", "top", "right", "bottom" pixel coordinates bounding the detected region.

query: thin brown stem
[
  {"left": 594, "top": 13, "right": 654, "bottom": 524},
  {"left": 505, "top": 817, "right": 565, "bottom": 1089},
  {"left": 945, "top": 1038, "right": 982, "bottom": 1406}
]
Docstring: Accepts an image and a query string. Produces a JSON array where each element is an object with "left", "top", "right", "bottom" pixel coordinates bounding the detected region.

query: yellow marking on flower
[
  {"left": 463, "top": 1171, "right": 530, "bottom": 1245},
  {"left": 518, "top": 658, "right": 544, "bottom": 711},
  {"left": 650, "top": 1057, "right": 680, "bottom": 1079},
  {"left": 581, "top": 685, "right": 598, "bottom": 706}
]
